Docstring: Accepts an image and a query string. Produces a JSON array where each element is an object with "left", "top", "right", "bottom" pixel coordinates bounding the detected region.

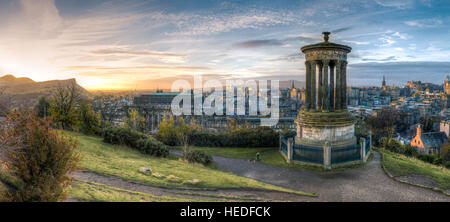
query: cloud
[
  {"left": 404, "top": 18, "right": 443, "bottom": 28},
  {"left": 88, "top": 48, "right": 186, "bottom": 63},
  {"left": 268, "top": 53, "right": 304, "bottom": 62},
  {"left": 374, "top": 0, "right": 414, "bottom": 9},
  {"left": 332, "top": 27, "right": 353, "bottom": 34},
  {"left": 283, "top": 35, "right": 317, "bottom": 43},
  {"left": 233, "top": 34, "right": 317, "bottom": 49},
  {"left": 63, "top": 65, "right": 210, "bottom": 73},
  {"left": 361, "top": 56, "right": 396, "bottom": 62},
  {"left": 162, "top": 9, "right": 306, "bottom": 36},
  {"left": 232, "top": 39, "right": 284, "bottom": 48},
  {"left": 378, "top": 31, "right": 410, "bottom": 46},
  {"left": 342, "top": 40, "right": 370, "bottom": 45}
]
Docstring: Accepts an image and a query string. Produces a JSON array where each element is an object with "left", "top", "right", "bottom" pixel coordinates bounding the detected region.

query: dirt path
[{"left": 171, "top": 150, "right": 449, "bottom": 202}]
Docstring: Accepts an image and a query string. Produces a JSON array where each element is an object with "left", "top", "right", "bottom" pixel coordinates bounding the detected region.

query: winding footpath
[{"left": 208, "top": 151, "right": 449, "bottom": 201}]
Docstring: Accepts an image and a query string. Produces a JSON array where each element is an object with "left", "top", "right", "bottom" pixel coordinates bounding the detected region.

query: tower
[
  {"left": 444, "top": 75, "right": 450, "bottom": 95},
  {"left": 382, "top": 75, "right": 386, "bottom": 88},
  {"left": 295, "top": 32, "right": 358, "bottom": 167}
]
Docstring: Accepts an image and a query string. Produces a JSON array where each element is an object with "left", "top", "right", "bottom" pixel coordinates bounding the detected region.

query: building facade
[{"left": 411, "top": 124, "right": 447, "bottom": 154}]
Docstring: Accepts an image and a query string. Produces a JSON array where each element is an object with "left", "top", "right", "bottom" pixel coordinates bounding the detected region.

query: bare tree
[
  {"left": 0, "top": 87, "right": 12, "bottom": 115},
  {"left": 92, "top": 95, "right": 122, "bottom": 123},
  {"left": 49, "top": 81, "right": 82, "bottom": 129}
]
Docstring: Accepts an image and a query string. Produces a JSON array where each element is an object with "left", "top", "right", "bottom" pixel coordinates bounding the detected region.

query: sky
[{"left": 0, "top": 0, "right": 449, "bottom": 90}]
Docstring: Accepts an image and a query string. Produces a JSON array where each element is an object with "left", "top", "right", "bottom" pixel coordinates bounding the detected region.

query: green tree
[
  {"left": 124, "top": 109, "right": 146, "bottom": 132},
  {"left": 175, "top": 117, "right": 191, "bottom": 156},
  {"left": 420, "top": 116, "right": 437, "bottom": 133},
  {"left": 78, "top": 101, "right": 101, "bottom": 135},
  {"left": 34, "top": 97, "right": 50, "bottom": 118},
  {"left": 156, "top": 116, "right": 177, "bottom": 146},
  {"left": 366, "top": 108, "right": 399, "bottom": 147},
  {"left": 0, "top": 111, "right": 80, "bottom": 202}
]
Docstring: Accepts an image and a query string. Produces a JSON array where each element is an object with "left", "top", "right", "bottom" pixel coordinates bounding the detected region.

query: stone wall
[{"left": 298, "top": 124, "right": 354, "bottom": 142}]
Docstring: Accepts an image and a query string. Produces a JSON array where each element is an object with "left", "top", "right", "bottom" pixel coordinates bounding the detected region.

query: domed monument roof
[{"left": 301, "top": 32, "right": 351, "bottom": 53}]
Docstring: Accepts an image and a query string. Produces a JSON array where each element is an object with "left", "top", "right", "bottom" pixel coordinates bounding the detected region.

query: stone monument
[{"left": 294, "top": 32, "right": 359, "bottom": 168}]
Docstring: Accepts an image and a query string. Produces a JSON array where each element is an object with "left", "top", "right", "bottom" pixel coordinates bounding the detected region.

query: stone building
[
  {"left": 132, "top": 87, "right": 300, "bottom": 132},
  {"left": 411, "top": 124, "right": 447, "bottom": 154},
  {"left": 280, "top": 32, "right": 370, "bottom": 169},
  {"left": 132, "top": 91, "right": 180, "bottom": 132},
  {"left": 440, "top": 119, "right": 450, "bottom": 139}
]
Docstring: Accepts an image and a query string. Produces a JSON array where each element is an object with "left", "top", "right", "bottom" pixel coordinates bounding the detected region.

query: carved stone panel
[{"left": 305, "top": 49, "right": 347, "bottom": 61}]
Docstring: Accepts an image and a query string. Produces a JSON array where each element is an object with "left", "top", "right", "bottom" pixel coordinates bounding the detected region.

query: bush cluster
[
  {"left": 184, "top": 150, "right": 212, "bottom": 165},
  {"left": 190, "top": 127, "right": 279, "bottom": 147},
  {"left": 136, "top": 138, "right": 169, "bottom": 157},
  {"left": 102, "top": 126, "right": 169, "bottom": 158},
  {"left": 160, "top": 127, "right": 279, "bottom": 148},
  {"left": 102, "top": 126, "right": 147, "bottom": 148},
  {"left": 417, "top": 154, "right": 444, "bottom": 165}
]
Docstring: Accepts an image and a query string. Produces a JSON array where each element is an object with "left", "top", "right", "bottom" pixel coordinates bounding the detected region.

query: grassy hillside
[
  {"left": 380, "top": 149, "right": 450, "bottom": 190},
  {"left": 69, "top": 131, "right": 314, "bottom": 196}
]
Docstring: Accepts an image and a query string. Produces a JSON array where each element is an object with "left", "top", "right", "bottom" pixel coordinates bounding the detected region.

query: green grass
[
  {"left": 70, "top": 180, "right": 217, "bottom": 202},
  {"left": 380, "top": 149, "right": 450, "bottom": 190},
  {"left": 67, "top": 131, "right": 315, "bottom": 197},
  {"left": 173, "top": 146, "right": 366, "bottom": 171}
]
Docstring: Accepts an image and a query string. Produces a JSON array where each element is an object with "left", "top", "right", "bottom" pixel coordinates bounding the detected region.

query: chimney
[{"left": 417, "top": 124, "right": 422, "bottom": 137}]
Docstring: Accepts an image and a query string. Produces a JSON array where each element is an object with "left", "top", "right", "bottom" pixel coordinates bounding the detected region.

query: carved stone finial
[{"left": 322, "top": 32, "right": 330, "bottom": 42}]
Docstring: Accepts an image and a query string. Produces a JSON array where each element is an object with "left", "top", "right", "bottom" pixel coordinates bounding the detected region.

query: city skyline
[{"left": 0, "top": 0, "right": 449, "bottom": 90}]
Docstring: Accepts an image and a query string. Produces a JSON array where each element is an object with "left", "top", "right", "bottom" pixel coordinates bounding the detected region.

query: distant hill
[{"left": 0, "top": 74, "right": 91, "bottom": 110}]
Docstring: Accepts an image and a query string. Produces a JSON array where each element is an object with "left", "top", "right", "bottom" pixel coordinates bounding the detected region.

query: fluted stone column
[
  {"left": 305, "top": 61, "right": 311, "bottom": 110},
  {"left": 341, "top": 61, "right": 347, "bottom": 109},
  {"left": 310, "top": 61, "right": 316, "bottom": 111},
  {"left": 329, "top": 62, "right": 335, "bottom": 111},
  {"left": 322, "top": 60, "right": 329, "bottom": 111},
  {"left": 318, "top": 62, "right": 323, "bottom": 111},
  {"left": 335, "top": 60, "right": 341, "bottom": 110}
]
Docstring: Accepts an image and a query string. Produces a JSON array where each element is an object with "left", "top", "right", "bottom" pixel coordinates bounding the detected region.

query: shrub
[
  {"left": 416, "top": 153, "right": 437, "bottom": 164},
  {"left": 102, "top": 126, "right": 169, "bottom": 158},
  {"left": 444, "top": 161, "right": 450, "bottom": 169},
  {"left": 124, "top": 109, "right": 146, "bottom": 132},
  {"left": 0, "top": 111, "right": 79, "bottom": 202},
  {"left": 136, "top": 138, "right": 169, "bottom": 157},
  {"left": 78, "top": 101, "right": 101, "bottom": 136},
  {"left": 102, "top": 126, "right": 147, "bottom": 148},
  {"left": 156, "top": 117, "right": 178, "bottom": 146},
  {"left": 184, "top": 150, "right": 212, "bottom": 165},
  {"left": 433, "top": 156, "right": 444, "bottom": 165},
  {"left": 385, "top": 138, "right": 403, "bottom": 153},
  {"left": 402, "top": 144, "right": 418, "bottom": 157},
  {"left": 188, "top": 127, "right": 279, "bottom": 148}
]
